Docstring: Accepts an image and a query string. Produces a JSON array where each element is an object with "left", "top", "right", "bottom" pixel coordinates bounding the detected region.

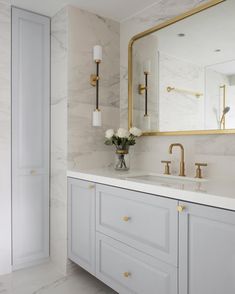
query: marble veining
[
  {"left": 50, "top": 7, "right": 69, "bottom": 274},
  {"left": 67, "top": 6, "right": 120, "bottom": 170},
  {"left": 159, "top": 52, "right": 204, "bottom": 131}
]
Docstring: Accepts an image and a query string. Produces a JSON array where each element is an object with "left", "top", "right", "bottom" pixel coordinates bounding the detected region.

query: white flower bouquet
[{"left": 105, "top": 127, "right": 142, "bottom": 170}]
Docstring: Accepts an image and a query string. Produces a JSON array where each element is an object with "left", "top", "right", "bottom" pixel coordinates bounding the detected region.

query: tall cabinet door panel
[
  {"left": 12, "top": 8, "right": 50, "bottom": 269},
  {"left": 68, "top": 179, "right": 96, "bottom": 275},
  {"left": 179, "top": 202, "right": 235, "bottom": 294}
]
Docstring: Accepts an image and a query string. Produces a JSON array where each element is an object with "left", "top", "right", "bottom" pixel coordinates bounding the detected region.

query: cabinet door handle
[
  {"left": 122, "top": 216, "right": 130, "bottom": 222},
  {"left": 30, "top": 170, "right": 36, "bottom": 175},
  {"left": 88, "top": 184, "right": 95, "bottom": 189},
  {"left": 177, "top": 205, "right": 186, "bottom": 213},
  {"left": 123, "top": 272, "right": 131, "bottom": 278}
]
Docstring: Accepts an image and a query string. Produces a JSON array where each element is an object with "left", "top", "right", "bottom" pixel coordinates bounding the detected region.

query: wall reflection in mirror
[{"left": 131, "top": 0, "right": 235, "bottom": 133}]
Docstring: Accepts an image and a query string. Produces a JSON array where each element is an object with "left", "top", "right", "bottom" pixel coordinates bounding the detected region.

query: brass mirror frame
[{"left": 128, "top": 0, "right": 235, "bottom": 136}]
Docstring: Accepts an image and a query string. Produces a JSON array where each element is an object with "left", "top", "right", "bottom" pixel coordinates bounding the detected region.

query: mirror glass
[{"left": 131, "top": 0, "right": 235, "bottom": 134}]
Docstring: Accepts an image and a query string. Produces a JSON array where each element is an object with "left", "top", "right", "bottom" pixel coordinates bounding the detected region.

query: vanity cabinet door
[
  {"left": 96, "top": 184, "right": 178, "bottom": 266},
  {"left": 179, "top": 202, "right": 235, "bottom": 294},
  {"left": 96, "top": 233, "right": 177, "bottom": 294},
  {"left": 12, "top": 8, "right": 50, "bottom": 269},
  {"left": 68, "top": 178, "right": 96, "bottom": 275}
]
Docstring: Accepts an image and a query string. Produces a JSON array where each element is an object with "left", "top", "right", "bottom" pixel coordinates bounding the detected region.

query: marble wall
[
  {"left": 51, "top": 7, "right": 68, "bottom": 274},
  {"left": 51, "top": 5, "right": 120, "bottom": 274},
  {"left": 67, "top": 6, "right": 120, "bottom": 170},
  {"left": 0, "top": 0, "right": 11, "bottom": 275},
  {"left": 120, "top": 0, "right": 235, "bottom": 180},
  {"left": 159, "top": 52, "right": 204, "bottom": 131}
]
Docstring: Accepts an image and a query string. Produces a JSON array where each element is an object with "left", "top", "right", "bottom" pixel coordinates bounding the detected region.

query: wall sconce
[
  {"left": 138, "top": 60, "right": 151, "bottom": 131},
  {"left": 90, "top": 45, "right": 102, "bottom": 127}
]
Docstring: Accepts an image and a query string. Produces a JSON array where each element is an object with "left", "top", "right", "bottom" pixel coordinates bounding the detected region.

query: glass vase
[{"left": 115, "top": 149, "right": 130, "bottom": 171}]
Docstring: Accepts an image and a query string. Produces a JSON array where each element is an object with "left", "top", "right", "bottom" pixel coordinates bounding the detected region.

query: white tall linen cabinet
[{"left": 12, "top": 7, "right": 50, "bottom": 270}]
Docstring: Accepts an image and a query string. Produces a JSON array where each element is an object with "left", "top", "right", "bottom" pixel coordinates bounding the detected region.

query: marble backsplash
[{"left": 120, "top": 0, "right": 235, "bottom": 180}]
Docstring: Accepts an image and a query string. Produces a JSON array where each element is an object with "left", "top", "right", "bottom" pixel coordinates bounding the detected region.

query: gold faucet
[{"left": 169, "top": 143, "right": 186, "bottom": 177}]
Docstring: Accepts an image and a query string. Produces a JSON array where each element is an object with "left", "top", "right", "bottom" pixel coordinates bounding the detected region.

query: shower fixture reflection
[{"left": 220, "top": 106, "right": 230, "bottom": 129}]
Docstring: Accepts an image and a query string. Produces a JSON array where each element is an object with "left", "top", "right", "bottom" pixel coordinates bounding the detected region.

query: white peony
[
  {"left": 105, "top": 129, "right": 114, "bottom": 139},
  {"left": 130, "top": 127, "right": 142, "bottom": 137},
  {"left": 116, "top": 128, "right": 130, "bottom": 138}
]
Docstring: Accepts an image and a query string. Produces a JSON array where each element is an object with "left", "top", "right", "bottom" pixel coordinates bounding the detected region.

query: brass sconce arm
[
  {"left": 90, "top": 60, "right": 101, "bottom": 110},
  {"left": 138, "top": 72, "right": 149, "bottom": 116}
]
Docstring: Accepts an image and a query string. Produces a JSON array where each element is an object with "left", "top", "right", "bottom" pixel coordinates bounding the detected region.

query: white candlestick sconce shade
[
  {"left": 93, "top": 109, "right": 102, "bottom": 127},
  {"left": 143, "top": 114, "right": 151, "bottom": 131},
  {"left": 93, "top": 45, "right": 102, "bottom": 62},
  {"left": 143, "top": 59, "right": 151, "bottom": 74}
]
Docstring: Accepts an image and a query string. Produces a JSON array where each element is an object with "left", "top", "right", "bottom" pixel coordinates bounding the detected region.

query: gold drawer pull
[
  {"left": 88, "top": 184, "right": 95, "bottom": 189},
  {"left": 30, "top": 170, "right": 36, "bottom": 175},
  {"left": 122, "top": 216, "right": 130, "bottom": 222},
  {"left": 123, "top": 272, "right": 131, "bottom": 278},
  {"left": 177, "top": 205, "right": 186, "bottom": 213}
]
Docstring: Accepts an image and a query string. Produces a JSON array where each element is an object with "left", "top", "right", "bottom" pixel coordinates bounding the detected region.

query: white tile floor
[{"left": 0, "top": 262, "right": 117, "bottom": 294}]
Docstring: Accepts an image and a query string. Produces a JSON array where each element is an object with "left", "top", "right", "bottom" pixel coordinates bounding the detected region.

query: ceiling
[{"left": 10, "top": 0, "right": 161, "bottom": 21}]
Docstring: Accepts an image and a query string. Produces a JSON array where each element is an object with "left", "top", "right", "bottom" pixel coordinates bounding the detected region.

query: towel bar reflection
[{"left": 167, "top": 86, "right": 203, "bottom": 98}]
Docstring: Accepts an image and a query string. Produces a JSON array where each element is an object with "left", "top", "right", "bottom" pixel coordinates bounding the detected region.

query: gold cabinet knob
[
  {"left": 177, "top": 205, "right": 186, "bottom": 213},
  {"left": 30, "top": 170, "right": 36, "bottom": 175},
  {"left": 88, "top": 184, "right": 95, "bottom": 189},
  {"left": 123, "top": 272, "right": 131, "bottom": 278},
  {"left": 122, "top": 216, "right": 130, "bottom": 222}
]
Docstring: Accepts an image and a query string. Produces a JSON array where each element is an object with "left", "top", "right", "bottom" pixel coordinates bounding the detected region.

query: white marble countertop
[{"left": 67, "top": 168, "right": 235, "bottom": 211}]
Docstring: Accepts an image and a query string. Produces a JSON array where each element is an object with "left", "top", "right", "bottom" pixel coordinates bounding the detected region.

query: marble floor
[{"left": 0, "top": 262, "right": 117, "bottom": 294}]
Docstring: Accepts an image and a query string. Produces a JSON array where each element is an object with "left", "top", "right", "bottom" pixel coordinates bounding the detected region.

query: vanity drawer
[
  {"left": 96, "top": 184, "right": 178, "bottom": 266},
  {"left": 96, "top": 233, "right": 177, "bottom": 294}
]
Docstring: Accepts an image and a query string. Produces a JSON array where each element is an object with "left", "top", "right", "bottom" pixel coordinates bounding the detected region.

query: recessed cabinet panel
[
  {"left": 12, "top": 175, "right": 49, "bottom": 266},
  {"left": 96, "top": 184, "right": 178, "bottom": 266},
  {"left": 179, "top": 202, "right": 235, "bottom": 294},
  {"left": 18, "top": 19, "right": 46, "bottom": 169},
  {"left": 96, "top": 233, "right": 177, "bottom": 294},
  {"left": 68, "top": 179, "right": 96, "bottom": 275},
  {"left": 12, "top": 7, "right": 50, "bottom": 269}
]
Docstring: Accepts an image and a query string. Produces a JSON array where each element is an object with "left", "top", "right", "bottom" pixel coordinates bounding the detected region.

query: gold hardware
[
  {"left": 127, "top": 0, "right": 235, "bottom": 137},
  {"left": 90, "top": 74, "right": 99, "bottom": 87},
  {"left": 122, "top": 216, "right": 130, "bottom": 222},
  {"left": 138, "top": 84, "right": 146, "bottom": 95},
  {"left": 195, "top": 163, "right": 208, "bottom": 179},
  {"left": 88, "top": 184, "right": 95, "bottom": 189},
  {"left": 161, "top": 160, "right": 171, "bottom": 175},
  {"left": 123, "top": 272, "right": 131, "bottom": 278},
  {"left": 30, "top": 170, "right": 36, "bottom": 175},
  {"left": 169, "top": 143, "right": 186, "bottom": 177},
  {"left": 116, "top": 149, "right": 128, "bottom": 155},
  {"left": 177, "top": 205, "right": 186, "bottom": 213},
  {"left": 167, "top": 86, "right": 203, "bottom": 98}
]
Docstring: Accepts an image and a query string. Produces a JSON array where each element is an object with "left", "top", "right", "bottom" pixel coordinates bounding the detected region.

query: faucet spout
[{"left": 169, "top": 143, "right": 186, "bottom": 177}]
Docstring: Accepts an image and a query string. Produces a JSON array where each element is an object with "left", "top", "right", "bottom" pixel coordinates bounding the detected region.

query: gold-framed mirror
[{"left": 128, "top": 0, "right": 235, "bottom": 136}]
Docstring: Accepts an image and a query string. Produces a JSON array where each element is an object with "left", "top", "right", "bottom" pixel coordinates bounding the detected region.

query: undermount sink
[{"left": 125, "top": 173, "right": 208, "bottom": 186}]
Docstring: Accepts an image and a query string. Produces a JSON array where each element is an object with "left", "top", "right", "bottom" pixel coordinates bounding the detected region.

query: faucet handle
[
  {"left": 161, "top": 160, "right": 171, "bottom": 175},
  {"left": 195, "top": 163, "right": 208, "bottom": 179}
]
